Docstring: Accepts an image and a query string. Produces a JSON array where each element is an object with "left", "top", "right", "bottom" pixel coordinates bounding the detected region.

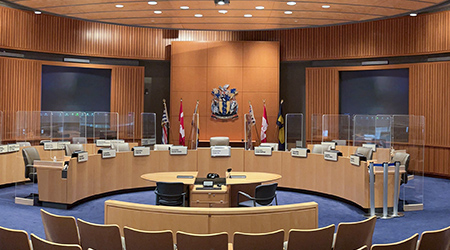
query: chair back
[
  {"left": 155, "top": 182, "right": 186, "bottom": 206},
  {"left": 176, "top": 231, "right": 228, "bottom": 250},
  {"left": 392, "top": 152, "right": 410, "bottom": 169},
  {"left": 30, "top": 234, "right": 81, "bottom": 250},
  {"left": 40, "top": 140, "right": 52, "bottom": 145},
  {"left": 311, "top": 144, "right": 330, "bottom": 154},
  {"left": 22, "top": 147, "right": 40, "bottom": 179},
  {"left": 333, "top": 216, "right": 377, "bottom": 250},
  {"left": 115, "top": 143, "right": 130, "bottom": 152},
  {"left": 233, "top": 230, "right": 284, "bottom": 250},
  {"left": 371, "top": 233, "right": 418, "bottom": 250},
  {"left": 255, "top": 183, "right": 278, "bottom": 206},
  {"left": 124, "top": 227, "right": 173, "bottom": 250},
  {"left": 355, "top": 147, "right": 373, "bottom": 160},
  {"left": 40, "top": 209, "right": 79, "bottom": 244},
  {"left": 154, "top": 144, "right": 173, "bottom": 151},
  {"left": 260, "top": 143, "right": 279, "bottom": 151},
  {"left": 357, "top": 246, "right": 368, "bottom": 250},
  {"left": 286, "top": 224, "right": 335, "bottom": 250},
  {"left": 210, "top": 137, "right": 229, "bottom": 146},
  {"left": 65, "top": 144, "right": 84, "bottom": 157},
  {"left": 77, "top": 219, "right": 122, "bottom": 250},
  {"left": 72, "top": 137, "right": 87, "bottom": 144},
  {"left": 417, "top": 225, "right": 450, "bottom": 250},
  {"left": 0, "top": 226, "right": 31, "bottom": 250},
  {"left": 17, "top": 142, "right": 31, "bottom": 147}
]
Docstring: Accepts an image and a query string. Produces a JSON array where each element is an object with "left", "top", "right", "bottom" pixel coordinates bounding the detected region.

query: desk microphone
[{"left": 227, "top": 168, "right": 232, "bottom": 178}]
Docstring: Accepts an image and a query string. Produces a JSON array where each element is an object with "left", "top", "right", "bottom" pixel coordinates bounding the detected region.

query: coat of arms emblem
[{"left": 211, "top": 85, "right": 238, "bottom": 120}]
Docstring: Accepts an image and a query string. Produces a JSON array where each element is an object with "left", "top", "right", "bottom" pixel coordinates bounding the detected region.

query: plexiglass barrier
[
  {"left": 119, "top": 112, "right": 135, "bottom": 142},
  {"left": 93, "top": 112, "right": 119, "bottom": 141},
  {"left": 392, "top": 115, "right": 425, "bottom": 211},
  {"left": 310, "top": 114, "right": 322, "bottom": 145},
  {"left": 353, "top": 115, "right": 392, "bottom": 148},
  {"left": 187, "top": 113, "right": 199, "bottom": 150},
  {"left": 322, "top": 114, "right": 350, "bottom": 155},
  {"left": 141, "top": 113, "right": 156, "bottom": 147},
  {"left": 0, "top": 111, "right": 2, "bottom": 145},
  {"left": 63, "top": 112, "right": 87, "bottom": 144},
  {"left": 285, "top": 113, "right": 303, "bottom": 151},
  {"left": 244, "top": 114, "right": 254, "bottom": 150}
]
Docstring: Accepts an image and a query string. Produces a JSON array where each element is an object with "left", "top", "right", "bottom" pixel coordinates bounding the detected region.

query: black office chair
[
  {"left": 237, "top": 183, "right": 278, "bottom": 207},
  {"left": 155, "top": 182, "right": 186, "bottom": 207},
  {"left": 22, "top": 147, "right": 40, "bottom": 183}
]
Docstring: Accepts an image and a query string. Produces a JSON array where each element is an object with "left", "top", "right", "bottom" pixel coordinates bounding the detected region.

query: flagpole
[
  {"left": 188, "top": 100, "right": 199, "bottom": 149},
  {"left": 249, "top": 101, "right": 261, "bottom": 144}
]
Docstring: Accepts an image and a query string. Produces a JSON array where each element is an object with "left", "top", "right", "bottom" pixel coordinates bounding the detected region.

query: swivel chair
[
  {"left": 22, "top": 147, "right": 40, "bottom": 183},
  {"left": 209, "top": 137, "right": 229, "bottom": 146},
  {"left": 311, "top": 144, "right": 330, "bottom": 154},
  {"left": 112, "top": 143, "right": 130, "bottom": 152},
  {"left": 72, "top": 137, "right": 87, "bottom": 144},
  {"left": 154, "top": 144, "right": 172, "bottom": 151},
  {"left": 65, "top": 144, "right": 84, "bottom": 157},
  {"left": 17, "top": 142, "right": 31, "bottom": 147},
  {"left": 355, "top": 147, "right": 373, "bottom": 161},
  {"left": 391, "top": 152, "right": 410, "bottom": 184},
  {"left": 155, "top": 182, "right": 187, "bottom": 207},
  {"left": 237, "top": 182, "right": 278, "bottom": 207}
]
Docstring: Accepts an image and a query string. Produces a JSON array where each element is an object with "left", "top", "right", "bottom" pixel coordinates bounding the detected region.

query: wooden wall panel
[{"left": 5, "top": 6, "right": 450, "bottom": 61}]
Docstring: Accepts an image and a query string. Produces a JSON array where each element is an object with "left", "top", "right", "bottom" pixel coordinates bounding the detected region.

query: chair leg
[{"left": 275, "top": 195, "right": 278, "bottom": 205}]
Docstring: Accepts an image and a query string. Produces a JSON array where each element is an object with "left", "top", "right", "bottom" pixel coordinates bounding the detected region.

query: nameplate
[
  {"left": 44, "top": 142, "right": 58, "bottom": 150},
  {"left": 0, "top": 145, "right": 8, "bottom": 153},
  {"left": 350, "top": 155, "right": 360, "bottom": 166},
  {"left": 133, "top": 146, "right": 150, "bottom": 156},
  {"left": 96, "top": 140, "right": 111, "bottom": 147},
  {"left": 77, "top": 151, "right": 89, "bottom": 163},
  {"left": 321, "top": 141, "right": 336, "bottom": 150},
  {"left": 324, "top": 151, "right": 338, "bottom": 161},
  {"left": 211, "top": 146, "right": 231, "bottom": 157},
  {"left": 101, "top": 149, "right": 116, "bottom": 159},
  {"left": 363, "top": 143, "right": 376, "bottom": 152},
  {"left": 254, "top": 146, "right": 272, "bottom": 156},
  {"left": 57, "top": 141, "right": 70, "bottom": 150},
  {"left": 142, "top": 138, "right": 156, "bottom": 146},
  {"left": 291, "top": 148, "right": 309, "bottom": 158},
  {"left": 8, "top": 144, "right": 20, "bottom": 152},
  {"left": 170, "top": 146, "right": 188, "bottom": 155}
]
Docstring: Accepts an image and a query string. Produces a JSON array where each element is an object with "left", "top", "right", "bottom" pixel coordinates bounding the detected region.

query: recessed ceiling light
[
  {"left": 115, "top": 4, "right": 124, "bottom": 8},
  {"left": 148, "top": 1, "right": 157, "bottom": 5},
  {"left": 218, "top": 10, "right": 228, "bottom": 14},
  {"left": 34, "top": 10, "right": 42, "bottom": 14},
  {"left": 255, "top": 6, "right": 264, "bottom": 10},
  {"left": 287, "top": 2, "right": 296, "bottom": 6},
  {"left": 180, "top": 6, "right": 189, "bottom": 10},
  {"left": 218, "top": 0, "right": 225, "bottom": 5},
  {"left": 322, "top": 5, "right": 331, "bottom": 8},
  {"left": 154, "top": 10, "right": 162, "bottom": 14},
  {"left": 195, "top": 14, "right": 203, "bottom": 17},
  {"left": 410, "top": 13, "right": 417, "bottom": 17},
  {"left": 284, "top": 11, "right": 292, "bottom": 14},
  {"left": 244, "top": 14, "right": 252, "bottom": 18},
  {"left": 294, "top": 20, "right": 298, "bottom": 22}
]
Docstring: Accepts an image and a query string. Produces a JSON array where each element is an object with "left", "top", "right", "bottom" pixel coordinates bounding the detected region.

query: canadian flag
[
  {"left": 261, "top": 103, "right": 268, "bottom": 143},
  {"left": 179, "top": 99, "right": 185, "bottom": 146}
]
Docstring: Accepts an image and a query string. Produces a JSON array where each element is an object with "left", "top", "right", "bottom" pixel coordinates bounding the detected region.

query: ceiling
[{"left": 4, "top": 0, "right": 448, "bottom": 31}]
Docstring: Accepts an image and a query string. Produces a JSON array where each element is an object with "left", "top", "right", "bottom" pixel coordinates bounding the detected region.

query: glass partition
[
  {"left": 244, "top": 113, "right": 253, "bottom": 150},
  {"left": 392, "top": 115, "right": 425, "bottom": 211},
  {"left": 353, "top": 115, "right": 392, "bottom": 148},
  {"left": 119, "top": 112, "right": 135, "bottom": 142},
  {"left": 141, "top": 113, "right": 157, "bottom": 147},
  {"left": 0, "top": 111, "right": 2, "bottom": 144},
  {"left": 93, "top": 112, "right": 119, "bottom": 141},
  {"left": 63, "top": 112, "right": 87, "bottom": 144},
  {"left": 310, "top": 114, "right": 322, "bottom": 145},
  {"left": 187, "top": 113, "right": 199, "bottom": 150},
  {"left": 285, "top": 113, "right": 303, "bottom": 151},
  {"left": 322, "top": 114, "right": 350, "bottom": 155}
]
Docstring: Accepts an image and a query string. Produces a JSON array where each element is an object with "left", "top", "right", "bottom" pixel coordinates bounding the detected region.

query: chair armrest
[{"left": 238, "top": 191, "right": 254, "bottom": 200}]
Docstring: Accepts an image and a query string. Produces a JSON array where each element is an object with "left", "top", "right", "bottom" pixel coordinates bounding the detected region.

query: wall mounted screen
[
  {"left": 41, "top": 65, "right": 111, "bottom": 112},
  {"left": 339, "top": 69, "right": 409, "bottom": 116}
]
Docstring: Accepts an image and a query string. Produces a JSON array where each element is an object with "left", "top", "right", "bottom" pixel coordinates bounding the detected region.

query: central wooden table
[{"left": 141, "top": 171, "right": 282, "bottom": 207}]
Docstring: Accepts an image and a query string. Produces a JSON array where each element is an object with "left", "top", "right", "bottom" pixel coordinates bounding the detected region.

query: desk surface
[{"left": 141, "top": 171, "right": 281, "bottom": 185}]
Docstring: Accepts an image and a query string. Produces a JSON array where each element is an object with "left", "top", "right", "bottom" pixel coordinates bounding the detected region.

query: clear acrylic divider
[
  {"left": 244, "top": 114, "right": 253, "bottom": 150},
  {"left": 64, "top": 111, "right": 87, "bottom": 145},
  {"left": 141, "top": 113, "right": 157, "bottom": 147},
  {"left": 353, "top": 115, "right": 376, "bottom": 147},
  {"left": 0, "top": 111, "right": 2, "bottom": 145},
  {"left": 323, "top": 114, "right": 350, "bottom": 156},
  {"left": 285, "top": 113, "right": 303, "bottom": 151},
  {"left": 93, "top": 112, "right": 119, "bottom": 141},
  {"left": 310, "top": 114, "right": 322, "bottom": 145},
  {"left": 119, "top": 112, "right": 135, "bottom": 143},
  {"left": 187, "top": 113, "right": 199, "bottom": 150},
  {"left": 50, "top": 111, "right": 66, "bottom": 161},
  {"left": 392, "top": 115, "right": 425, "bottom": 211}
]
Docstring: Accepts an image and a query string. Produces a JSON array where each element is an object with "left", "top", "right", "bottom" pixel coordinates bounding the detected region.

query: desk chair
[
  {"left": 30, "top": 234, "right": 81, "bottom": 250},
  {"left": 124, "top": 227, "right": 174, "bottom": 250},
  {"left": 0, "top": 225, "right": 31, "bottom": 250},
  {"left": 17, "top": 142, "right": 31, "bottom": 147},
  {"left": 260, "top": 142, "right": 279, "bottom": 151},
  {"left": 286, "top": 224, "right": 335, "bottom": 250},
  {"left": 77, "top": 219, "right": 123, "bottom": 250},
  {"left": 40, "top": 209, "right": 80, "bottom": 245},
  {"left": 210, "top": 137, "right": 229, "bottom": 146},
  {"left": 333, "top": 216, "right": 377, "bottom": 250},
  {"left": 417, "top": 225, "right": 450, "bottom": 250},
  {"left": 154, "top": 144, "right": 173, "bottom": 151},
  {"left": 355, "top": 147, "right": 373, "bottom": 161},
  {"left": 391, "top": 152, "right": 410, "bottom": 184},
  {"left": 155, "top": 182, "right": 187, "bottom": 207},
  {"left": 237, "top": 183, "right": 278, "bottom": 207},
  {"left": 176, "top": 231, "right": 228, "bottom": 250},
  {"left": 40, "top": 140, "right": 52, "bottom": 145},
  {"left": 112, "top": 143, "right": 130, "bottom": 152},
  {"left": 311, "top": 144, "right": 330, "bottom": 154},
  {"left": 72, "top": 137, "right": 87, "bottom": 144},
  {"left": 233, "top": 230, "right": 284, "bottom": 250},
  {"left": 65, "top": 144, "right": 84, "bottom": 157},
  {"left": 22, "top": 147, "right": 40, "bottom": 183},
  {"left": 371, "top": 233, "right": 418, "bottom": 250}
]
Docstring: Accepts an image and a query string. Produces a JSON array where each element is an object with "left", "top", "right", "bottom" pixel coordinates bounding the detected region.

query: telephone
[{"left": 206, "top": 173, "right": 220, "bottom": 179}]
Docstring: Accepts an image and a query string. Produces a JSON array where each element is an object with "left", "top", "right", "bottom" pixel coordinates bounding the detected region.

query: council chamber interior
[{"left": 0, "top": 0, "right": 449, "bottom": 249}]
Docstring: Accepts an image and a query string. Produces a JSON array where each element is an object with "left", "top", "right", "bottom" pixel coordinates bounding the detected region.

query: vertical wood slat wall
[
  {"left": 5, "top": 6, "right": 450, "bottom": 61},
  {"left": 305, "top": 62, "right": 450, "bottom": 177},
  {"left": 0, "top": 57, "right": 144, "bottom": 142}
]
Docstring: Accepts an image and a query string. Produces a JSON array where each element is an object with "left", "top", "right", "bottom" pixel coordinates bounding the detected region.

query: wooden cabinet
[{"left": 190, "top": 185, "right": 229, "bottom": 207}]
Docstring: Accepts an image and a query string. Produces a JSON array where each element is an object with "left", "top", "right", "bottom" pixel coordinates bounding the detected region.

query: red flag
[
  {"left": 179, "top": 99, "right": 185, "bottom": 146},
  {"left": 261, "top": 103, "right": 268, "bottom": 143}
]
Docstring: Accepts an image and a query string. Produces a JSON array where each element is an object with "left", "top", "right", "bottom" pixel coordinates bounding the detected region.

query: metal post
[
  {"left": 392, "top": 161, "right": 404, "bottom": 217},
  {"left": 368, "top": 162, "right": 376, "bottom": 218},
  {"left": 381, "top": 162, "right": 392, "bottom": 219}
]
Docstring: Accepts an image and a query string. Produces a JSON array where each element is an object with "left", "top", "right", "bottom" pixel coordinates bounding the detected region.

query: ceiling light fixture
[
  {"left": 180, "top": 6, "right": 189, "bottom": 9},
  {"left": 154, "top": 10, "right": 162, "bottom": 14},
  {"left": 322, "top": 5, "right": 331, "bottom": 8},
  {"left": 410, "top": 13, "right": 417, "bottom": 16},
  {"left": 255, "top": 6, "right": 264, "bottom": 10},
  {"left": 34, "top": 10, "right": 42, "bottom": 14},
  {"left": 115, "top": 4, "right": 124, "bottom": 8},
  {"left": 284, "top": 11, "right": 292, "bottom": 14},
  {"left": 148, "top": 1, "right": 157, "bottom": 5},
  {"left": 215, "top": 0, "right": 230, "bottom": 5},
  {"left": 287, "top": 2, "right": 296, "bottom": 6},
  {"left": 244, "top": 14, "right": 252, "bottom": 18},
  {"left": 218, "top": 10, "right": 228, "bottom": 14},
  {"left": 195, "top": 14, "right": 203, "bottom": 17}
]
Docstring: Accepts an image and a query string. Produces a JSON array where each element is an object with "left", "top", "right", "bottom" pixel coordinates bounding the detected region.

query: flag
[
  {"left": 261, "top": 103, "right": 268, "bottom": 143},
  {"left": 179, "top": 99, "right": 185, "bottom": 146},
  {"left": 277, "top": 100, "right": 285, "bottom": 151},
  {"left": 161, "top": 100, "right": 170, "bottom": 144},
  {"left": 249, "top": 103, "right": 256, "bottom": 125}
]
